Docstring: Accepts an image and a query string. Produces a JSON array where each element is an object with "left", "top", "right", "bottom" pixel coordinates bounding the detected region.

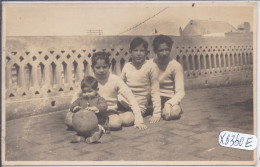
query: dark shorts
[
  {"left": 160, "top": 96, "right": 172, "bottom": 109},
  {"left": 147, "top": 96, "right": 171, "bottom": 110},
  {"left": 97, "top": 103, "right": 131, "bottom": 125},
  {"left": 96, "top": 113, "right": 109, "bottom": 125}
]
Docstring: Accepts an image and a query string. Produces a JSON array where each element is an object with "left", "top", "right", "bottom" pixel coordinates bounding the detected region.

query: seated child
[
  {"left": 120, "top": 37, "right": 161, "bottom": 123},
  {"left": 71, "top": 51, "right": 147, "bottom": 130},
  {"left": 151, "top": 34, "right": 185, "bottom": 120},
  {"left": 65, "top": 76, "right": 108, "bottom": 143}
]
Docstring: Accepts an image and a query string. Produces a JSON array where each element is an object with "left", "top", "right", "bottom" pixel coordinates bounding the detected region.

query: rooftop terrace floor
[{"left": 4, "top": 84, "right": 254, "bottom": 163}]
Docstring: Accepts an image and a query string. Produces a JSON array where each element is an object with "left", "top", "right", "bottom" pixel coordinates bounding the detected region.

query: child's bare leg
[
  {"left": 86, "top": 125, "right": 104, "bottom": 144},
  {"left": 162, "top": 104, "right": 182, "bottom": 120},
  {"left": 119, "top": 111, "right": 135, "bottom": 126},
  {"left": 107, "top": 114, "right": 122, "bottom": 130},
  {"left": 65, "top": 112, "right": 74, "bottom": 129}
]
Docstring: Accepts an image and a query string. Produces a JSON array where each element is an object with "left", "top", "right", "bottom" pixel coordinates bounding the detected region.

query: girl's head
[
  {"left": 153, "top": 35, "right": 173, "bottom": 60},
  {"left": 81, "top": 76, "right": 98, "bottom": 97},
  {"left": 129, "top": 37, "right": 148, "bottom": 66},
  {"left": 91, "top": 51, "right": 111, "bottom": 79}
]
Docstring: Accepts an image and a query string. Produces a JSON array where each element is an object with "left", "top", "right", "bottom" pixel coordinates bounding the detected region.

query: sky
[{"left": 3, "top": 2, "right": 255, "bottom": 36}]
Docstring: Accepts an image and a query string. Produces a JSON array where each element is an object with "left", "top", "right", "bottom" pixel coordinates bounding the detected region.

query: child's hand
[
  {"left": 86, "top": 106, "right": 99, "bottom": 113},
  {"left": 149, "top": 115, "right": 161, "bottom": 124},
  {"left": 134, "top": 123, "right": 147, "bottom": 130},
  {"left": 73, "top": 106, "right": 81, "bottom": 113},
  {"left": 162, "top": 103, "right": 171, "bottom": 120}
]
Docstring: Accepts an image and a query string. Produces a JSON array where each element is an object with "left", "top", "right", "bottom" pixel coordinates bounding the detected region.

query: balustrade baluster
[
  {"left": 198, "top": 56, "right": 202, "bottom": 71},
  {"left": 203, "top": 55, "right": 206, "bottom": 70},
  {"left": 186, "top": 55, "right": 190, "bottom": 72},
  {"left": 44, "top": 62, "right": 51, "bottom": 88},
  {"left": 6, "top": 66, "right": 12, "bottom": 90},
  {"left": 192, "top": 55, "right": 195, "bottom": 71},
  {"left": 213, "top": 54, "right": 217, "bottom": 69},
  {"left": 223, "top": 53, "right": 227, "bottom": 69},
  {"left": 56, "top": 63, "right": 62, "bottom": 85},
  {"left": 218, "top": 53, "right": 223, "bottom": 69},
  {"left": 179, "top": 55, "right": 183, "bottom": 67},
  {"left": 208, "top": 54, "right": 212, "bottom": 69},
  {"left": 239, "top": 53, "right": 244, "bottom": 70},
  {"left": 32, "top": 64, "right": 40, "bottom": 89},
  {"left": 231, "top": 53, "right": 235, "bottom": 68},
  {"left": 67, "top": 63, "right": 73, "bottom": 85},
  {"left": 245, "top": 53, "right": 249, "bottom": 66},
  {"left": 227, "top": 53, "right": 231, "bottom": 69},
  {"left": 78, "top": 62, "right": 83, "bottom": 82},
  {"left": 19, "top": 65, "right": 26, "bottom": 90}
]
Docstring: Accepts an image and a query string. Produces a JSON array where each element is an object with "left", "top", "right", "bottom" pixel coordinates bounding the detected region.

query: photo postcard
[{"left": 1, "top": 1, "right": 258, "bottom": 166}]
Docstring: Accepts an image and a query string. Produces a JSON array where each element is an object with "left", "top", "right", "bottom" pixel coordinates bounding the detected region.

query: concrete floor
[{"left": 4, "top": 84, "right": 255, "bottom": 165}]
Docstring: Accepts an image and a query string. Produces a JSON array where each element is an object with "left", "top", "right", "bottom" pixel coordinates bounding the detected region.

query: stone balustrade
[{"left": 4, "top": 38, "right": 253, "bottom": 120}]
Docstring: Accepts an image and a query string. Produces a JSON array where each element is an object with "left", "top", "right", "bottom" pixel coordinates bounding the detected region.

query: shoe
[
  {"left": 86, "top": 126, "right": 103, "bottom": 144},
  {"left": 70, "top": 135, "right": 85, "bottom": 143},
  {"left": 102, "top": 119, "right": 111, "bottom": 134},
  {"left": 102, "top": 125, "right": 110, "bottom": 134}
]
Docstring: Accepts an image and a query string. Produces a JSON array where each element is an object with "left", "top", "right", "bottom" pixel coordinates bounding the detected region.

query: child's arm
[
  {"left": 149, "top": 64, "right": 162, "bottom": 123},
  {"left": 117, "top": 79, "right": 145, "bottom": 126},
  {"left": 120, "top": 64, "right": 127, "bottom": 82},
  {"left": 96, "top": 96, "right": 108, "bottom": 113},
  {"left": 86, "top": 97, "right": 107, "bottom": 114},
  {"left": 70, "top": 98, "right": 81, "bottom": 113},
  {"left": 165, "top": 62, "right": 185, "bottom": 106}
]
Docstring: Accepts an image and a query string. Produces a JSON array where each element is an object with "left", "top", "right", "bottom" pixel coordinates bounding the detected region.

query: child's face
[
  {"left": 92, "top": 59, "right": 110, "bottom": 79},
  {"left": 156, "top": 43, "right": 171, "bottom": 60},
  {"left": 82, "top": 86, "right": 97, "bottom": 98},
  {"left": 130, "top": 44, "right": 147, "bottom": 66}
]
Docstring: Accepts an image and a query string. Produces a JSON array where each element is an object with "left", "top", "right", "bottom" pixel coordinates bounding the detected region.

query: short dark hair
[
  {"left": 81, "top": 76, "right": 98, "bottom": 90},
  {"left": 130, "top": 37, "right": 148, "bottom": 51},
  {"left": 153, "top": 34, "right": 173, "bottom": 52},
  {"left": 91, "top": 51, "right": 111, "bottom": 68}
]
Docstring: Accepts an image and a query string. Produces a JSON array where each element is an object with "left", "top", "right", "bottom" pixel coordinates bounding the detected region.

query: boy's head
[
  {"left": 130, "top": 37, "right": 148, "bottom": 51},
  {"left": 129, "top": 37, "right": 148, "bottom": 65},
  {"left": 153, "top": 34, "right": 173, "bottom": 53},
  {"left": 153, "top": 35, "right": 173, "bottom": 60},
  {"left": 81, "top": 76, "right": 98, "bottom": 97}
]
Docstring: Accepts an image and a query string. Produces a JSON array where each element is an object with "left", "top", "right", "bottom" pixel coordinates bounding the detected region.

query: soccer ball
[
  {"left": 65, "top": 112, "right": 74, "bottom": 128},
  {"left": 72, "top": 109, "right": 98, "bottom": 136}
]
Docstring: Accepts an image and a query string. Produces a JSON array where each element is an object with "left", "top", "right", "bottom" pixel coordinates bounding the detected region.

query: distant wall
[{"left": 5, "top": 35, "right": 253, "bottom": 120}]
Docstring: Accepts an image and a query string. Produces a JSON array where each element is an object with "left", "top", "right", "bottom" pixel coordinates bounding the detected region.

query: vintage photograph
[{"left": 1, "top": 2, "right": 257, "bottom": 165}]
